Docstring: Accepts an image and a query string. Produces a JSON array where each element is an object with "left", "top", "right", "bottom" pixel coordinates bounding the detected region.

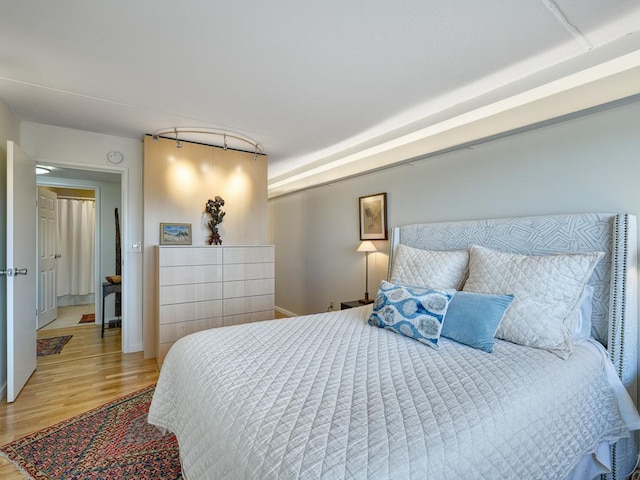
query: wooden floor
[
  {"left": 0, "top": 324, "right": 159, "bottom": 479},
  {"left": 0, "top": 310, "right": 289, "bottom": 479}
]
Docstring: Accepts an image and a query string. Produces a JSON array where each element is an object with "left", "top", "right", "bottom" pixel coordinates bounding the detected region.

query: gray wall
[
  {"left": 268, "top": 99, "right": 640, "bottom": 316},
  {"left": 21, "top": 123, "right": 144, "bottom": 353}
]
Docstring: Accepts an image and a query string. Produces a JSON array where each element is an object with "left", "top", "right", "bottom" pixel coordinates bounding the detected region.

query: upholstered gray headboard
[{"left": 389, "top": 213, "right": 638, "bottom": 478}]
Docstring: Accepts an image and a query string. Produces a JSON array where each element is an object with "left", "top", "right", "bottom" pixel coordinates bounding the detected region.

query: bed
[{"left": 148, "top": 213, "right": 640, "bottom": 479}]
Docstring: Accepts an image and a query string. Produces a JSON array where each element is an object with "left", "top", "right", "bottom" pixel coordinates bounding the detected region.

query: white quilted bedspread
[{"left": 148, "top": 306, "right": 630, "bottom": 480}]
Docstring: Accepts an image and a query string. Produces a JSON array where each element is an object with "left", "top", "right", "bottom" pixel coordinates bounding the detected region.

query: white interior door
[
  {"left": 5, "top": 140, "right": 37, "bottom": 403},
  {"left": 37, "top": 187, "right": 58, "bottom": 328}
]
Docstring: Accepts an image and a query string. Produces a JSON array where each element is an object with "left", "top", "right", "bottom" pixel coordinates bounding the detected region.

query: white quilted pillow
[
  {"left": 390, "top": 244, "right": 469, "bottom": 290},
  {"left": 463, "top": 245, "right": 604, "bottom": 359}
]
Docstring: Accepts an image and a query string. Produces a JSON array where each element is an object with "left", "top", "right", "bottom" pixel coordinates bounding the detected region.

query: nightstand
[{"left": 341, "top": 300, "right": 372, "bottom": 310}]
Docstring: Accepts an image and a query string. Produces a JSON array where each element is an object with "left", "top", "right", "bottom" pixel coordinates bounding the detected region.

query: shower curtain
[{"left": 57, "top": 198, "right": 95, "bottom": 306}]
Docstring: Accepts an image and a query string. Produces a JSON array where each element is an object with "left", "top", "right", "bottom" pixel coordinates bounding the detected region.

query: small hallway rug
[
  {"left": 36, "top": 335, "right": 72, "bottom": 357},
  {"left": 79, "top": 313, "right": 95, "bottom": 324},
  {"left": 0, "top": 385, "right": 182, "bottom": 479}
]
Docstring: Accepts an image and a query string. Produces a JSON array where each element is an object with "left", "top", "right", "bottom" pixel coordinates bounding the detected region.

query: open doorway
[
  {"left": 36, "top": 167, "right": 122, "bottom": 347},
  {"left": 38, "top": 186, "right": 96, "bottom": 330}
]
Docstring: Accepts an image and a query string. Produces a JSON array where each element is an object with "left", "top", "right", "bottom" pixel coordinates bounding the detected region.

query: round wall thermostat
[{"left": 107, "top": 151, "right": 124, "bottom": 164}]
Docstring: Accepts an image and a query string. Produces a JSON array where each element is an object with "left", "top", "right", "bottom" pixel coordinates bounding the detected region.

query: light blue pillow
[
  {"left": 441, "top": 291, "right": 515, "bottom": 353},
  {"left": 368, "top": 280, "right": 454, "bottom": 349}
]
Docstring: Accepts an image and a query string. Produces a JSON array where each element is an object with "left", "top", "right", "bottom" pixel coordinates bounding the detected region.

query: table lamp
[{"left": 357, "top": 241, "right": 377, "bottom": 304}]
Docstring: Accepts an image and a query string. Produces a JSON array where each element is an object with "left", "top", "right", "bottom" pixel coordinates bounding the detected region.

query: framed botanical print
[{"left": 359, "top": 193, "right": 387, "bottom": 240}]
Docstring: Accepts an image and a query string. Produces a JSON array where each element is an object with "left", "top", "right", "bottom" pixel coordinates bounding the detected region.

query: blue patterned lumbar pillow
[
  {"left": 368, "top": 280, "right": 454, "bottom": 349},
  {"left": 441, "top": 291, "right": 515, "bottom": 353}
]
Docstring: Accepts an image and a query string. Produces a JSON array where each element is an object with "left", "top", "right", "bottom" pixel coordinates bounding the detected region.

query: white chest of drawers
[{"left": 156, "top": 245, "right": 274, "bottom": 366}]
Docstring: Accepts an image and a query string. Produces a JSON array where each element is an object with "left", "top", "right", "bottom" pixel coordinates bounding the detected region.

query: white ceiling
[
  {"left": 38, "top": 165, "right": 121, "bottom": 185},
  {"left": 1, "top": 1, "right": 640, "bottom": 196}
]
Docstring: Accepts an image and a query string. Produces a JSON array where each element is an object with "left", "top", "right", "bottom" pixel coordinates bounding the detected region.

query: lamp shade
[{"left": 357, "top": 241, "right": 377, "bottom": 253}]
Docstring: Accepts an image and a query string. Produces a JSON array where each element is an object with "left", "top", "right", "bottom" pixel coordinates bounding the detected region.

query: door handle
[
  {"left": 0, "top": 268, "right": 28, "bottom": 277},
  {"left": 54, "top": 254, "right": 62, "bottom": 259}
]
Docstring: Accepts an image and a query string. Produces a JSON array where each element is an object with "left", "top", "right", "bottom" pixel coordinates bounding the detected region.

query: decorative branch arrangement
[{"left": 205, "top": 196, "right": 226, "bottom": 245}]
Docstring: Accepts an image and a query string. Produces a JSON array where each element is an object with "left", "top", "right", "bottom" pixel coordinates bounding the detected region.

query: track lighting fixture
[{"left": 152, "top": 127, "right": 263, "bottom": 159}]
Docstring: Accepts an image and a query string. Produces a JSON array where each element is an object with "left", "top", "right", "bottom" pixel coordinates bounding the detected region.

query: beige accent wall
[{"left": 142, "top": 135, "right": 268, "bottom": 357}]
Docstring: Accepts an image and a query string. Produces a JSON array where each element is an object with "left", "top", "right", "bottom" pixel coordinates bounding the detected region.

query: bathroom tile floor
[{"left": 39, "top": 304, "right": 95, "bottom": 331}]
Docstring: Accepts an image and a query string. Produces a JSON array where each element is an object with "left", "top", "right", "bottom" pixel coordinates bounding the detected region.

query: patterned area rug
[
  {"left": 36, "top": 335, "right": 72, "bottom": 356},
  {"left": 79, "top": 313, "right": 95, "bottom": 324},
  {"left": 0, "top": 385, "right": 182, "bottom": 479}
]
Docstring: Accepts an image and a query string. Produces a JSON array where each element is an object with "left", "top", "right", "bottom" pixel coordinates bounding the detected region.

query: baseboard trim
[
  {"left": 275, "top": 306, "right": 297, "bottom": 318},
  {"left": 122, "top": 343, "right": 143, "bottom": 354}
]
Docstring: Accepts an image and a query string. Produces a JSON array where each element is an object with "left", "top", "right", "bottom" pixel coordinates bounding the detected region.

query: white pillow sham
[
  {"left": 568, "top": 284, "right": 594, "bottom": 341},
  {"left": 462, "top": 245, "right": 603, "bottom": 359},
  {"left": 390, "top": 244, "right": 468, "bottom": 290}
]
